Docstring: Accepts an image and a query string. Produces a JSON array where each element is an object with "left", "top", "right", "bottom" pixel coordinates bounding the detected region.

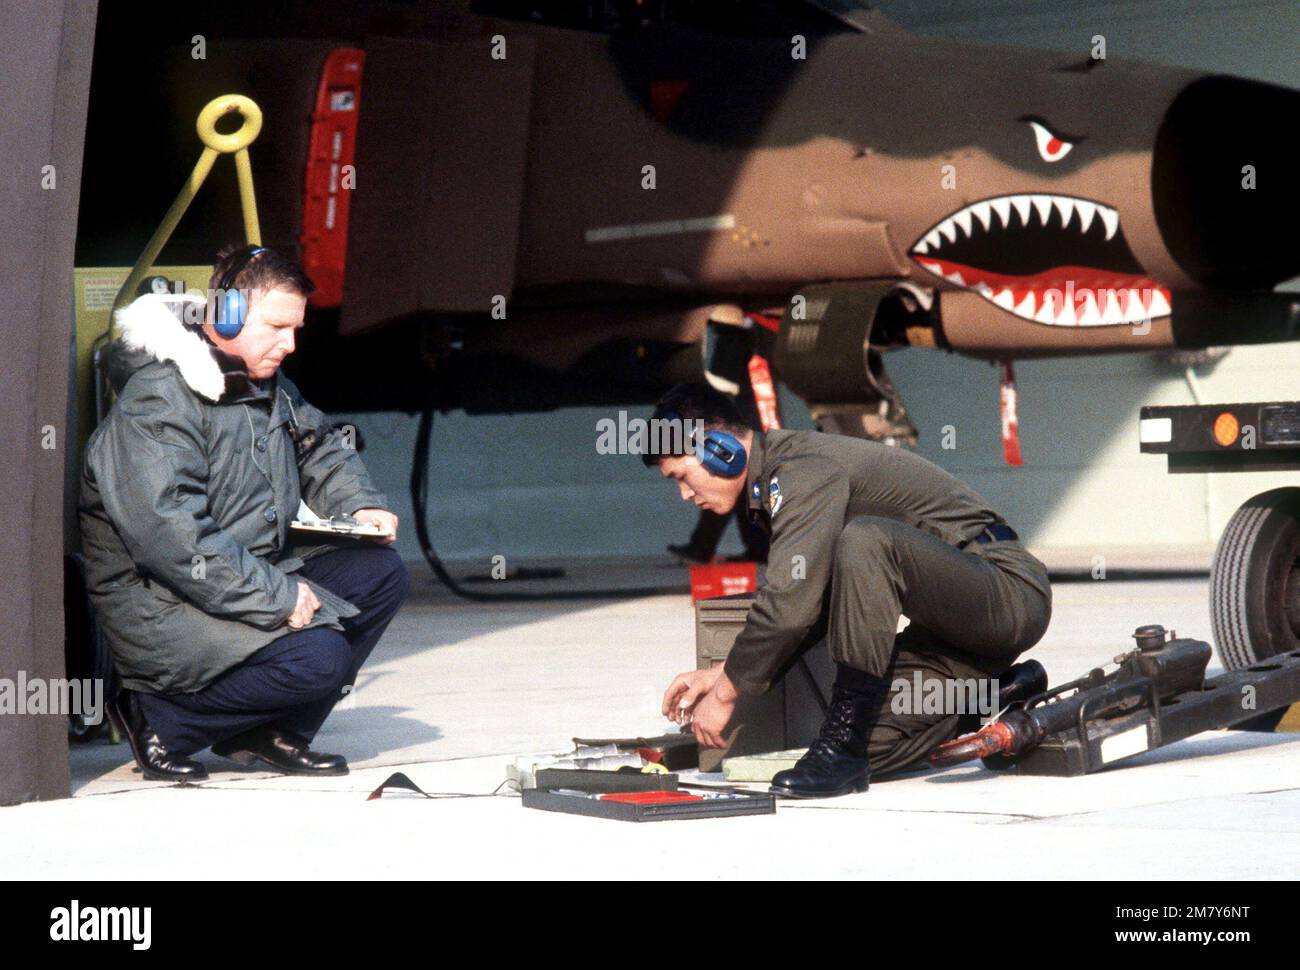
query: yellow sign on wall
[{"left": 73, "top": 266, "right": 214, "bottom": 450}]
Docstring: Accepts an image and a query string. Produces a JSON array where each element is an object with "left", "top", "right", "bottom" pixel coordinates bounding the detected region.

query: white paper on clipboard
[{"left": 289, "top": 500, "right": 388, "bottom": 538}]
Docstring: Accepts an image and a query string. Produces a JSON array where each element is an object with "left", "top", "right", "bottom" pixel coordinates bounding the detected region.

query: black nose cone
[{"left": 1153, "top": 76, "right": 1300, "bottom": 289}]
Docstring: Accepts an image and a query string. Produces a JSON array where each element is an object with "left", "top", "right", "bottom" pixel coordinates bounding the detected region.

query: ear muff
[
  {"left": 696, "top": 429, "right": 747, "bottom": 478},
  {"left": 650, "top": 406, "right": 748, "bottom": 477},
  {"left": 215, "top": 288, "right": 247, "bottom": 338},
  {"left": 212, "top": 245, "right": 267, "bottom": 338}
]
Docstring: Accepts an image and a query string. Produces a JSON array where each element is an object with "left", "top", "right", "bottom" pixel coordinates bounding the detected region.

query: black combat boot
[
  {"left": 996, "top": 660, "right": 1048, "bottom": 708},
  {"left": 107, "top": 690, "right": 209, "bottom": 783},
  {"left": 770, "top": 665, "right": 884, "bottom": 799},
  {"left": 212, "top": 726, "right": 349, "bottom": 776},
  {"left": 975, "top": 660, "right": 1050, "bottom": 771}
]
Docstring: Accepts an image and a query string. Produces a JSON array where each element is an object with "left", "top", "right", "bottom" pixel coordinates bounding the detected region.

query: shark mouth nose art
[{"left": 909, "top": 194, "right": 1171, "bottom": 326}]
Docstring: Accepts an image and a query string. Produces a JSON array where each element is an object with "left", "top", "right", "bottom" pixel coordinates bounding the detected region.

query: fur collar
[{"left": 112, "top": 293, "right": 259, "bottom": 404}]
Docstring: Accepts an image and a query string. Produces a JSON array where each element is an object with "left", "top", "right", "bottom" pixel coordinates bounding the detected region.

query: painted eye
[{"left": 1028, "top": 120, "right": 1073, "bottom": 162}]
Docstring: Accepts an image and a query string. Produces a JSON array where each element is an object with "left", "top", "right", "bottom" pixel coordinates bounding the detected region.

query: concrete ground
[{"left": 5, "top": 551, "right": 1299, "bottom": 880}]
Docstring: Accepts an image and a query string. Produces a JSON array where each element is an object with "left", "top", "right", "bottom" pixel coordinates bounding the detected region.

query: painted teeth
[
  {"left": 917, "top": 269, "right": 1170, "bottom": 327},
  {"left": 1056, "top": 291, "right": 1078, "bottom": 326},
  {"left": 1030, "top": 194, "right": 1053, "bottom": 226},
  {"left": 1033, "top": 294, "right": 1056, "bottom": 325},
  {"left": 1052, "top": 196, "right": 1073, "bottom": 228},
  {"left": 1000, "top": 284, "right": 1171, "bottom": 326},
  {"left": 1073, "top": 198, "right": 1096, "bottom": 233},
  {"left": 1098, "top": 206, "right": 1118, "bottom": 241},
  {"left": 989, "top": 197, "right": 1011, "bottom": 229},
  {"left": 911, "top": 194, "right": 1120, "bottom": 251},
  {"left": 907, "top": 193, "right": 1143, "bottom": 325},
  {"left": 1077, "top": 290, "right": 1100, "bottom": 325}
]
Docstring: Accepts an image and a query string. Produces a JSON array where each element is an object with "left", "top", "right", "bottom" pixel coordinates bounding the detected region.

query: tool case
[
  {"left": 522, "top": 786, "right": 775, "bottom": 822},
  {"left": 521, "top": 767, "right": 775, "bottom": 822}
]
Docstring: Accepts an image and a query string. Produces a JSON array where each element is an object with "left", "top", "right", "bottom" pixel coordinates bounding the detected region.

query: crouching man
[
  {"left": 80, "top": 245, "right": 410, "bottom": 781},
  {"left": 649, "top": 385, "right": 1052, "bottom": 798}
]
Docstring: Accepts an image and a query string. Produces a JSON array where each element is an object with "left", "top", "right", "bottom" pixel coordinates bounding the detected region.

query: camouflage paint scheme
[{"left": 78, "top": 2, "right": 1298, "bottom": 417}]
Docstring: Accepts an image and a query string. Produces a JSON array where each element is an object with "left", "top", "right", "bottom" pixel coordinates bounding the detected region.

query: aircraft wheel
[{"left": 1210, "top": 487, "right": 1300, "bottom": 672}]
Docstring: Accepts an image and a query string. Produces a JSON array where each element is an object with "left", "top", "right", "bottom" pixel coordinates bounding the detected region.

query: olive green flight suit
[{"left": 724, "top": 430, "right": 1052, "bottom": 775}]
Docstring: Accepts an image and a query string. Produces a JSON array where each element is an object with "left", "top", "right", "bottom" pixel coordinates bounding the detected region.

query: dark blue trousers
[{"left": 137, "top": 546, "right": 411, "bottom": 756}]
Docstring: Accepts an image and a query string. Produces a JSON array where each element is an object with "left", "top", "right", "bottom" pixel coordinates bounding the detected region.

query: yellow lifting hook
[{"left": 111, "top": 94, "right": 265, "bottom": 321}]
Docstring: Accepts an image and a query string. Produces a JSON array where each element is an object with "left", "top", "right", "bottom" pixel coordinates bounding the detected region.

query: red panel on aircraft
[{"left": 301, "top": 48, "right": 365, "bottom": 308}]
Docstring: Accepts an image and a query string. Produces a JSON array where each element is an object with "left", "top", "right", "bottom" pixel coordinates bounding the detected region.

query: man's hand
[
  {"left": 287, "top": 580, "right": 321, "bottom": 629},
  {"left": 661, "top": 666, "right": 740, "bottom": 749},
  {"left": 353, "top": 507, "right": 398, "bottom": 544}
]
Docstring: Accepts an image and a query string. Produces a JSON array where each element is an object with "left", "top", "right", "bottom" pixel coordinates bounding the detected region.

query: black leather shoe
[
  {"left": 107, "top": 692, "right": 208, "bottom": 783},
  {"left": 770, "top": 684, "right": 878, "bottom": 799},
  {"left": 212, "top": 727, "right": 348, "bottom": 776},
  {"left": 996, "top": 660, "right": 1048, "bottom": 708}
]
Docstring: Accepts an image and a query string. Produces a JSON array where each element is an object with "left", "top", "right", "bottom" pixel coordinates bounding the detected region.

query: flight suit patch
[{"left": 769, "top": 476, "right": 782, "bottom": 517}]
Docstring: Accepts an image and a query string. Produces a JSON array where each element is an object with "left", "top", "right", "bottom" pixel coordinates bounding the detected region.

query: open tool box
[
  {"left": 507, "top": 733, "right": 702, "bottom": 789},
  {"left": 521, "top": 768, "right": 776, "bottom": 822}
]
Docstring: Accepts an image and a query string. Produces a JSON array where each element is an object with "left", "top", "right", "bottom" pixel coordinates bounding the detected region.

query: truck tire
[{"left": 1210, "top": 487, "right": 1300, "bottom": 671}]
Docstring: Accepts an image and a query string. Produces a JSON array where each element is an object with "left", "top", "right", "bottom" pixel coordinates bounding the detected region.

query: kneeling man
[
  {"left": 651, "top": 385, "right": 1052, "bottom": 797},
  {"left": 80, "top": 245, "right": 410, "bottom": 781}
]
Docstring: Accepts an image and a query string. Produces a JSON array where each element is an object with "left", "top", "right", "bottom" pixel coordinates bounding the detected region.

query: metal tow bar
[{"left": 930, "top": 625, "right": 1300, "bottom": 777}]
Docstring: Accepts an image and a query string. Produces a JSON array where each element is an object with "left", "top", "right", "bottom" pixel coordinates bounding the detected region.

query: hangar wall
[
  {"left": 0, "top": 0, "right": 97, "bottom": 804},
  {"left": 332, "top": 0, "right": 1300, "bottom": 568}
]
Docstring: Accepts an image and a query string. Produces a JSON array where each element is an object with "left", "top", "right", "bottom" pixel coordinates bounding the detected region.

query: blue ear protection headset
[
  {"left": 212, "top": 245, "right": 267, "bottom": 338},
  {"left": 697, "top": 428, "right": 748, "bottom": 477},
  {"left": 659, "top": 407, "right": 748, "bottom": 477}
]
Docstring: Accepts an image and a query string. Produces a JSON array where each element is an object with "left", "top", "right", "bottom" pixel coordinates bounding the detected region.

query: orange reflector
[{"left": 1213, "top": 411, "right": 1239, "bottom": 447}]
